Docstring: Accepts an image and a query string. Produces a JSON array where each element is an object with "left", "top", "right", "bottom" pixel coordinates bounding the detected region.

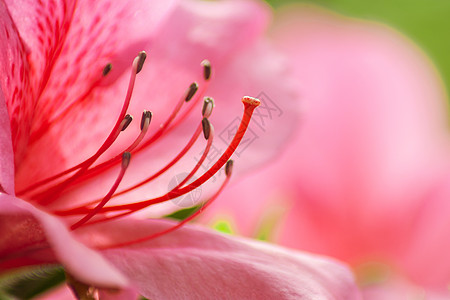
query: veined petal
[
  {"left": 0, "top": 91, "right": 14, "bottom": 194},
  {"left": 10, "top": 0, "right": 177, "bottom": 188},
  {"left": 77, "top": 219, "right": 361, "bottom": 300},
  {"left": 0, "top": 194, "right": 128, "bottom": 288},
  {"left": 0, "top": 0, "right": 33, "bottom": 164}
]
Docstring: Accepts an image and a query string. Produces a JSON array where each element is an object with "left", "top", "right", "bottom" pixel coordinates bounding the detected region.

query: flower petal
[
  {"left": 266, "top": 5, "right": 448, "bottom": 262},
  {"left": 398, "top": 169, "right": 450, "bottom": 287},
  {"left": 11, "top": 0, "right": 177, "bottom": 188},
  {"left": 0, "top": 91, "right": 14, "bottom": 194},
  {"left": 362, "top": 276, "right": 450, "bottom": 300},
  {"left": 78, "top": 219, "right": 361, "bottom": 300},
  {"left": 0, "top": 0, "right": 33, "bottom": 163},
  {"left": 0, "top": 194, "right": 128, "bottom": 288}
]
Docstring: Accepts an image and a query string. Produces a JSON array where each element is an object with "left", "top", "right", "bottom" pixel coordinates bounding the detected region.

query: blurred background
[{"left": 266, "top": 0, "right": 450, "bottom": 97}]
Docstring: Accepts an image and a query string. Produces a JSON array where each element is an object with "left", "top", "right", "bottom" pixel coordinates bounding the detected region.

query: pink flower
[
  {"left": 0, "top": 0, "right": 361, "bottom": 299},
  {"left": 202, "top": 4, "right": 450, "bottom": 297}
]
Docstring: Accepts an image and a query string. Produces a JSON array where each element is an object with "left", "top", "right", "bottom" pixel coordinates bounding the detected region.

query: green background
[{"left": 266, "top": 0, "right": 450, "bottom": 95}]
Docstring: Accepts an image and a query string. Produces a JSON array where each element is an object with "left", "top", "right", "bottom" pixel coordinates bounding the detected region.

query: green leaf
[
  {"left": 163, "top": 205, "right": 201, "bottom": 221},
  {"left": 0, "top": 265, "right": 65, "bottom": 299}
]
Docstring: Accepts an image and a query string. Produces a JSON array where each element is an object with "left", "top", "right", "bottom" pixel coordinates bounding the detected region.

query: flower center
[{"left": 16, "top": 51, "right": 260, "bottom": 248}]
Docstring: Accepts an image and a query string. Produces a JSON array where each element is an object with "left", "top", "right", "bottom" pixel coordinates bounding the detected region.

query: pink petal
[
  {"left": 0, "top": 194, "right": 128, "bottom": 288},
  {"left": 362, "top": 276, "right": 450, "bottom": 300},
  {"left": 203, "top": 5, "right": 450, "bottom": 288},
  {"left": 11, "top": 0, "right": 177, "bottom": 189},
  {"left": 0, "top": 91, "right": 14, "bottom": 194},
  {"left": 0, "top": 0, "right": 33, "bottom": 164},
  {"left": 267, "top": 5, "right": 448, "bottom": 261},
  {"left": 77, "top": 219, "right": 362, "bottom": 300},
  {"left": 397, "top": 169, "right": 450, "bottom": 287}
]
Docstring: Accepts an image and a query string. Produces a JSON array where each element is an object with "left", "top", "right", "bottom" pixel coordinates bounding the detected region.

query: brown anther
[
  {"left": 136, "top": 51, "right": 147, "bottom": 74},
  {"left": 121, "top": 114, "right": 133, "bottom": 131},
  {"left": 122, "top": 152, "right": 131, "bottom": 169},
  {"left": 140, "top": 110, "right": 153, "bottom": 130},
  {"left": 102, "top": 63, "right": 112, "bottom": 76},
  {"left": 185, "top": 82, "right": 199, "bottom": 102},
  {"left": 202, "top": 117, "right": 211, "bottom": 140},
  {"left": 201, "top": 59, "right": 212, "bottom": 81},
  {"left": 225, "top": 160, "right": 234, "bottom": 177},
  {"left": 202, "top": 97, "right": 215, "bottom": 118},
  {"left": 242, "top": 96, "right": 261, "bottom": 107}
]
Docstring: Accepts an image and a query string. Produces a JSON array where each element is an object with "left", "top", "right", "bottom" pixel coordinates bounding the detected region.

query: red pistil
[{"left": 63, "top": 96, "right": 260, "bottom": 219}]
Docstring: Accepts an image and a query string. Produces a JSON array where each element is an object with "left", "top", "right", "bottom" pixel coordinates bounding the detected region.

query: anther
[
  {"left": 136, "top": 51, "right": 147, "bottom": 74},
  {"left": 225, "top": 160, "right": 234, "bottom": 177},
  {"left": 102, "top": 63, "right": 112, "bottom": 76},
  {"left": 185, "top": 82, "right": 199, "bottom": 102},
  {"left": 121, "top": 114, "right": 133, "bottom": 131},
  {"left": 140, "top": 110, "right": 153, "bottom": 131},
  {"left": 202, "top": 117, "right": 212, "bottom": 140},
  {"left": 201, "top": 60, "right": 212, "bottom": 81},
  {"left": 202, "top": 97, "right": 214, "bottom": 118},
  {"left": 122, "top": 152, "right": 131, "bottom": 168}
]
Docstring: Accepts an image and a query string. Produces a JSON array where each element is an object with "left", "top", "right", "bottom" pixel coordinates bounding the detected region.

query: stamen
[
  {"left": 167, "top": 120, "right": 214, "bottom": 192},
  {"left": 56, "top": 122, "right": 204, "bottom": 214},
  {"left": 136, "top": 51, "right": 147, "bottom": 74},
  {"left": 166, "top": 61, "right": 213, "bottom": 130},
  {"left": 202, "top": 97, "right": 214, "bottom": 118},
  {"left": 201, "top": 59, "right": 212, "bottom": 81},
  {"left": 64, "top": 61, "right": 212, "bottom": 187},
  {"left": 202, "top": 117, "right": 211, "bottom": 140},
  {"left": 225, "top": 159, "right": 234, "bottom": 177},
  {"left": 185, "top": 82, "right": 199, "bottom": 102},
  {"left": 71, "top": 96, "right": 260, "bottom": 215},
  {"left": 73, "top": 80, "right": 201, "bottom": 184},
  {"left": 69, "top": 152, "right": 131, "bottom": 230},
  {"left": 18, "top": 113, "right": 132, "bottom": 198},
  {"left": 121, "top": 114, "right": 133, "bottom": 131},
  {"left": 97, "top": 159, "right": 233, "bottom": 249},
  {"left": 21, "top": 52, "right": 146, "bottom": 201},
  {"left": 102, "top": 63, "right": 113, "bottom": 76},
  {"left": 140, "top": 110, "right": 152, "bottom": 131},
  {"left": 122, "top": 111, "right": 153, "bottom": 152}
]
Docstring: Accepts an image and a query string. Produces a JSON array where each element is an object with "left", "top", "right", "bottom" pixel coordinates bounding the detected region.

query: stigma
[{"left": 17, "top": 52, "right": 260, "bottom": 247}]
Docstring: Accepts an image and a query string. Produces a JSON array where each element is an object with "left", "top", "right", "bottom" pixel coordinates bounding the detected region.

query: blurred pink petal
[
  {"left": 362, "top": 276, "right": 450, "bottom": 300},
  {"left": 202, "top": 3, "right": 450, "bottom": 293}
]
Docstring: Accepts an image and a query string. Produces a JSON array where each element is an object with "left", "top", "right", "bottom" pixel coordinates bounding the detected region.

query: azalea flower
[
  {"left": 201, "top": 5, "right": 450, "bottom": 298},
  {"left": 0, "top": 0, "right": 362, "bottom": 299}
]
